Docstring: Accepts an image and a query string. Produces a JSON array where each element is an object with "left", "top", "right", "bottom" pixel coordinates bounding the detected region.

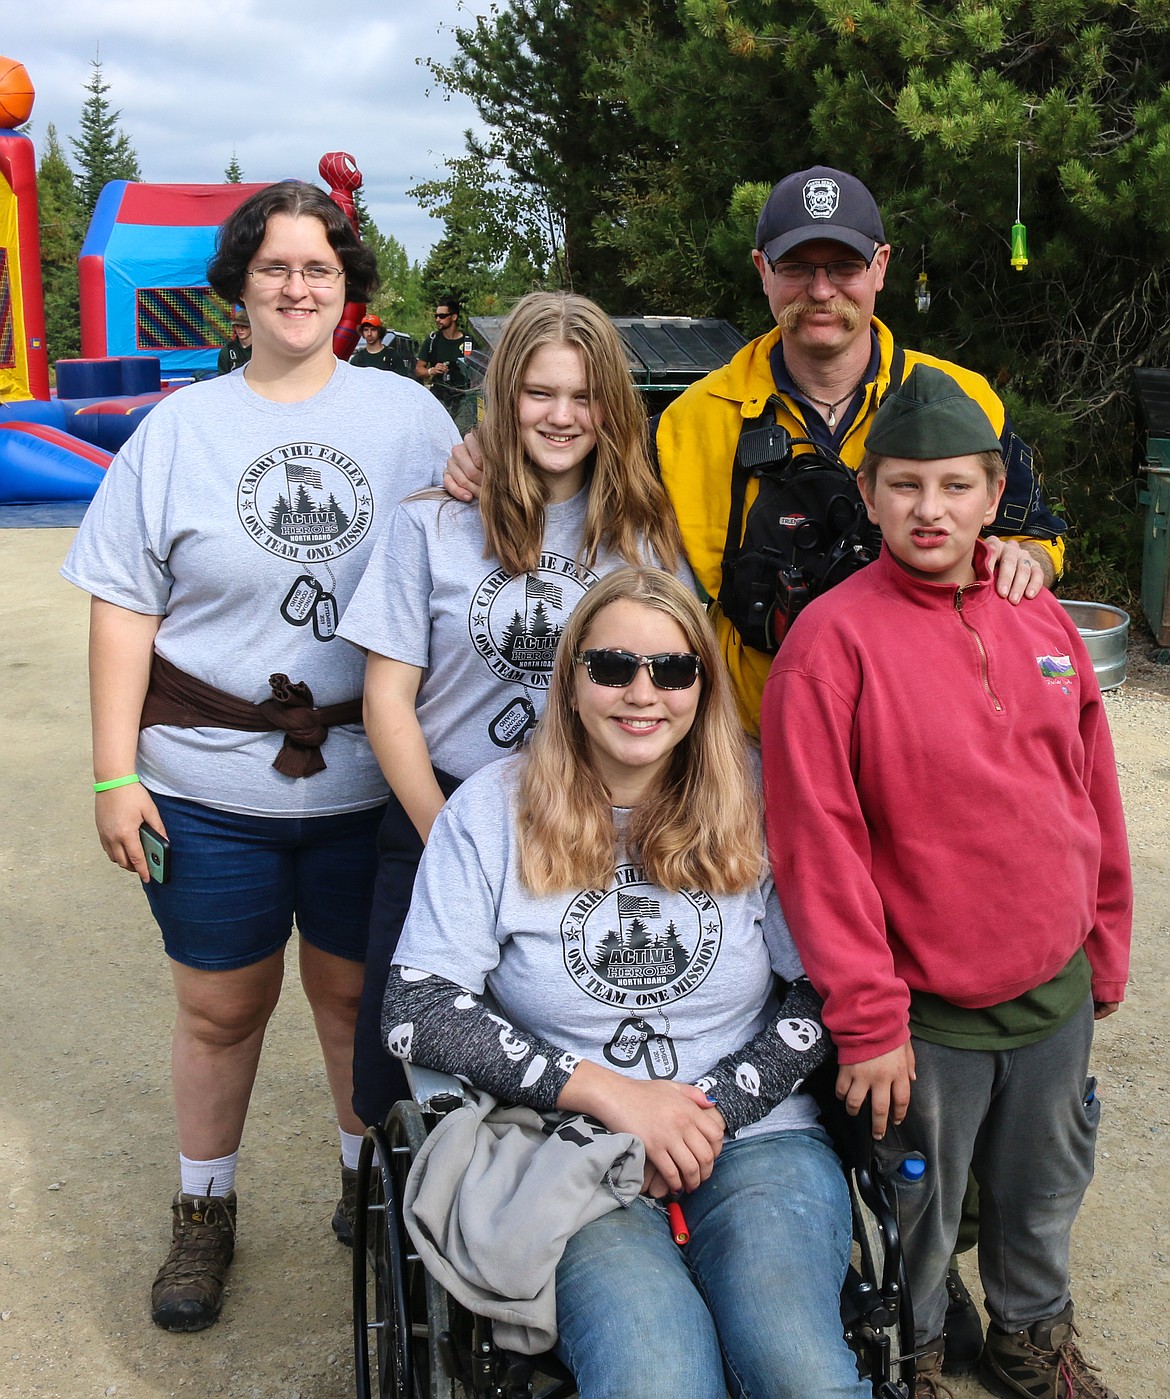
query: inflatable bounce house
[
  {"left": 0, "top": 57, "right": 49, "bottom": 404},
  {"left": 79, "top": 179, "right": 267, "bottom": 379},
  {"left": 0, "top": 52, "right": 369, "bottom": 513}
]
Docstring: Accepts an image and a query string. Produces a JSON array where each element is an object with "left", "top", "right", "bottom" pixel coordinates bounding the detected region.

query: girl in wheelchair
[
  {"left": 339, "top": 292, "right": 684, "bottom": 1132},
  {"left": 382, "top": 568, "right": 871, "bottom": 1399}
]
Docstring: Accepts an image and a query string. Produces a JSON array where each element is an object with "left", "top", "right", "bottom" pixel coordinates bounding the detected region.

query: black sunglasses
[{"left": 574, "top": 648, "right": 702, "bottom": 690}]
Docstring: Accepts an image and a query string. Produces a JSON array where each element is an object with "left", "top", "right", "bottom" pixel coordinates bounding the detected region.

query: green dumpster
[
  {"left": 466, "top": 314, "right": 748, "bottom": 419},
  {"left": 1134, "top": 369, "right": 1170, "bottom": 647}
]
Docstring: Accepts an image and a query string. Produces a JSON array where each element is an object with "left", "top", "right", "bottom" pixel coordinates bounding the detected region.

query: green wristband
[{"left": 93, "top": 774, "right": 140, "bottom": 793}]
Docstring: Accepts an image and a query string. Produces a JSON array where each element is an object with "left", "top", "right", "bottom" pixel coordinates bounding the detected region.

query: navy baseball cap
[{"left": 756, "top": 167, "right": 886, "bottom": 265}]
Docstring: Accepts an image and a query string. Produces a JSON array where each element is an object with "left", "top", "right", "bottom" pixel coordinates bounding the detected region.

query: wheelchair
[{"left": 352, "top": 1063, "right": 916, "bottom": 1399}]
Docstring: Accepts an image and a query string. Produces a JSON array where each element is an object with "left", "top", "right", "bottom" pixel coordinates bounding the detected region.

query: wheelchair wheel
[{"left": 353, "top": 1106, "right": 462, "bottom": 1399}]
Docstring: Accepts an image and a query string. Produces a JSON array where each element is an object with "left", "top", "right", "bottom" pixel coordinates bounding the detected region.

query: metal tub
[{"left": 1059, "top": 600, "right": 1130, "bottom": 691}]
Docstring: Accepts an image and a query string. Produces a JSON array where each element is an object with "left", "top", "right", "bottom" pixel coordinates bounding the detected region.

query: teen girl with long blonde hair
[{"left": 339, "top": 292, "right": 685, "bottom": 1130}]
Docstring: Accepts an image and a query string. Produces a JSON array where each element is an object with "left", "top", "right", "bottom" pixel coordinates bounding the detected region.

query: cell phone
[{"left": 139, "top": 822, "right": 172, "bottom": 884}]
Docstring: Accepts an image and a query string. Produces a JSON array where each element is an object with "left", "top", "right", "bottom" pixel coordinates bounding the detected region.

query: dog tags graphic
[
  {"left": 644, "top": 1034, "right": 678, "bottom": 1080},
  {"left": 488, "top": 695, "right": 537, "bottom": 749},
  {"left": 604, "top": 1017, "right": 648, "bottom": 1066},
  {"left": 281, "top": 575, "right": 321, "bottom": 625},
  {"left": 312, "top": 592, "right": 339, "bottom": 641}
]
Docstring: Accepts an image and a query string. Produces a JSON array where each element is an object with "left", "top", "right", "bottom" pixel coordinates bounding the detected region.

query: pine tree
[
  {"left": 325, "top": 493, "right": 351, "bottom": 533},
  {"left": 444, "top": 0, "right": 1170, "bottom": 596},
  {"left": 425, "top": 0, "right": 650, "bottom": 303},
  {"left": 352, "top": 187, "right": 428, "bottom": 337},
  {"left": 500, "top": 610, "right": 526, "bottom": 661},
  {"left": 70, "top": 58, "right": 142, "bottom": 218},
  {"left": 37, "top": 123, "right": 83, "bottom": 362},
  {"left": 224, "top": 151, "right": 243, "bottom": 183}
]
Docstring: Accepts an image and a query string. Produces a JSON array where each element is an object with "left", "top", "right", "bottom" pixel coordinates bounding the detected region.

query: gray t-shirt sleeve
[
  {"left": 393, "top": 777, "right": 511, "bottom": 990},
  {"left": 61, "top": 415, "right": 173, "bottom": 614},
  {"left": 338, "top": 499, "right": 433, "bottom": 665}
]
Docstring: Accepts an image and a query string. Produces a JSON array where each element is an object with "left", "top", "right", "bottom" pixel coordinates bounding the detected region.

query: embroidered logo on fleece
[
  {"left": 1037, "top": 654, "right": 1076, "bottom": 693},
  {"left": 1037, "top": 654, "right": 1075, "bottom": 679}
]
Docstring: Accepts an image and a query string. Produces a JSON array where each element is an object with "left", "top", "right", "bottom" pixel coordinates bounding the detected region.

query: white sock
[
  {"left": 179, "top": 1151, "right": 238, "bottom": 1198},
  {"left": 339, "top": 1128, "right": 364, "bottom": 1172}
]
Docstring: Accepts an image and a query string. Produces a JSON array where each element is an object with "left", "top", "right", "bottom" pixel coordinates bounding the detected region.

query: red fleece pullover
[{"left": 761, "top": 540, "right": 1132, "bottom": 1065}]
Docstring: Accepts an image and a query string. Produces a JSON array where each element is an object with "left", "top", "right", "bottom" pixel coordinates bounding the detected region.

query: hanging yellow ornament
[
  {"left": 915, "top": 270, "right": 932, "bottom": 312},
  {"left": 1011, "top": 222, "right": 1028, "bottom": 270},
  {"left": 1011, "top": 143, "right": 1028, "bottom": 271}
]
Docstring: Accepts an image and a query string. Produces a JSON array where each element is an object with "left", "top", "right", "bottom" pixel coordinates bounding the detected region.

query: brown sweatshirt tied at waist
[{"left": 140, "top": 652, "right": 363, "bottom": 778}]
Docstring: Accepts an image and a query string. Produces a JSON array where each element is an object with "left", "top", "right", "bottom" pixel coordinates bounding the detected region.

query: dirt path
[{"left": 2, "top": 528, "right": 1166, "bottom": 1399}]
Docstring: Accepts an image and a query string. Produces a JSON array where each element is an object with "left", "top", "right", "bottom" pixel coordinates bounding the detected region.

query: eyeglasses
[
  {"left": 575, "top": 648, "right": 703, "bottom": 690},
  {"left": 247, "top": 264, "right": 344, "bottom": 287},
  {"left": 434, "top": 311, "right": 454, "bottom": 321},
  {"left": 765, "top": 259, "right": 869, "bottom": 286}
]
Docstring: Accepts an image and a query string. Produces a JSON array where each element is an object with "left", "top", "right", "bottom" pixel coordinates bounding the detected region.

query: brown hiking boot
[
  {"left": 914, "top": 1337, "right": 957, "bottom": 1399},
  {"left": 331, "top": 1158, "right": 359, "bottom": 1247},
  {"left": 150, "top": 1191, "right": 237, "bottom": 1332},
  {"left": 981, "top": 1303, "right": 1117, "bottom": 1399}
]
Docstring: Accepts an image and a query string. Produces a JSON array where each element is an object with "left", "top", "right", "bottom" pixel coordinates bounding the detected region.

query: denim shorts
[{"left": 143, "top": 791, "right": 387, "bottom": 971}]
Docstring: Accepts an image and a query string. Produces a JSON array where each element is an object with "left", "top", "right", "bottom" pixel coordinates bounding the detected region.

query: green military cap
[{"left": 865, "top": 364, "right": 1002, "bottom": 458}]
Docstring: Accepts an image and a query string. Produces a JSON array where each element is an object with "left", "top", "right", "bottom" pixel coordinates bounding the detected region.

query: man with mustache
[{"left": 655, "top": 166, "right": 1066, "bottom": 737}]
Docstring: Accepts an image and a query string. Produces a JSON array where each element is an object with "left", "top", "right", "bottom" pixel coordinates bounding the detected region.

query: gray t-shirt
[
  {"left": 62, "top": 362, "right": 459, "bottom": 816},
  {"left": 338, "top": 489, "right": 692, "bottom": 778},
  {"left": 394, "top": 758, "right": 820, "bottom": 1138}
]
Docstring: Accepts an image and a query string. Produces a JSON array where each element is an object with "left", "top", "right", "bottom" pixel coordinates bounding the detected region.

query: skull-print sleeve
[
  {"left": 382, "top": 965, "right": 579, "bottom": 1111},
  {"left": 697, "top": 977, "right": 831, "bottom": 1136}
]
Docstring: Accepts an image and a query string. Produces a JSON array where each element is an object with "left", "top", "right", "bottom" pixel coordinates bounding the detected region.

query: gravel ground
[{"left": 2, "top": 528, "right": 1166, "bottom": 1399}]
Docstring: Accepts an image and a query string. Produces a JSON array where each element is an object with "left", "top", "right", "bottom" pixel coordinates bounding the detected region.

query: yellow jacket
[{"left": 656, "top": 318, "right": 1066, "bottom": 736}]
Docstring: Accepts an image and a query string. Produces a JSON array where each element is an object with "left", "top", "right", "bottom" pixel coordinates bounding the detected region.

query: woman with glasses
[
  {"left": 61, "top": 181, "right": 458, "bottom": 1333},
  {"left": 338, "top": 291, "right": 685, "bottom": 1130},
  {"left": 381, "top": 567, "right": 870, "bottom": 1399}
]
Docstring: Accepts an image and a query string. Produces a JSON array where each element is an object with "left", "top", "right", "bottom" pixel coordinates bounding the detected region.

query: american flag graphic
[
  {"left": 618, "top": 893, "right": 661, "bottom": 918},
  {"left": 526, "top": 576, "right": 564, "bottom": 608},
  {"left": 285, "top": 461, "right": 324, "bottom": 490}
]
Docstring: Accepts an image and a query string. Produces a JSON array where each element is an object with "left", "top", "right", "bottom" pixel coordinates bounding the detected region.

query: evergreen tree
[
  {"left": 70, "top": 58, "right": 141, "bottom": 219},
  {"left": 224, "top": 151, "right": 243, "bottom": 183},
  {"left": 324, "top": 493, "right": 351, "bottom": 532},
  {"left": 425, "top": 0, "right": 653, "bottom": 304},
  {"left": 36, "top": 123, "right": 83, "bottom": 362},
  {"left": 500, "top": 609, "right": 526, "bottom": 661},
  {"left": 624, "top": 916, "right": 648, "bottom": 946},
  {"left": 441, "top": 0, "right": 1170, "bottom": 596},
  {"left": 353, "top": 188, "right": 428, "bottom": 338}
]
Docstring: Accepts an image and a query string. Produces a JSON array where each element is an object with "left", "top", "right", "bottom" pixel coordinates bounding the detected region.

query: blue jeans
[
  {"left": 144, "top": 791, "right": 386, "bottom": 970},
  {"left": 554, "top": 1129, "right": 868, "bottom": 1399}
]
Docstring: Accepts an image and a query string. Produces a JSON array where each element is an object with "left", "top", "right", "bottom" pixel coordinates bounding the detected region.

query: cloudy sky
[{"left": 4, "top": 1, "right": 494, "bottom": 262}]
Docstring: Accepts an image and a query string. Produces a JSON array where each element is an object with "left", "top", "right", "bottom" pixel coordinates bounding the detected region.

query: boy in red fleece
[{"left": 761, "top": 364, "right": 1131, "bottom": 1399}]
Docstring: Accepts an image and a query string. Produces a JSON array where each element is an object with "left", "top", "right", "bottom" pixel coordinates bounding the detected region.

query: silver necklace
[{"left": 786, "top": 368, "right": 868, "bottom": 429}]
